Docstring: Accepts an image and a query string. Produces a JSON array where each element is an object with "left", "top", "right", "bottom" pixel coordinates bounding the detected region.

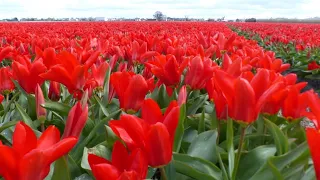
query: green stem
[
  {"left": 232, "top": 126, "right": 246, "bottom": 180},
  {"left": 160, "top": 167, "right": 168, "bottom": 180}
]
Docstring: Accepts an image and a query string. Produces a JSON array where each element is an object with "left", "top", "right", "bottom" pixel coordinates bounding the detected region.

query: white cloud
[{"left": 0, "top": 0, "right": 318, "bottom": 19}]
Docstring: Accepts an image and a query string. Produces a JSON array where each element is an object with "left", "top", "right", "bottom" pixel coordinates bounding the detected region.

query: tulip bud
[
  {"left": 48, "top": 81, "right": 60, "bottom": 101},
  {"left": 62, "top": 101, "right": 88, "bottom": 139},
  {"left": 178, "top": 85, "right": 187, "bottom": 105},
  {"left": 35, "top": 84, "right": 46, "bottom": 123}
]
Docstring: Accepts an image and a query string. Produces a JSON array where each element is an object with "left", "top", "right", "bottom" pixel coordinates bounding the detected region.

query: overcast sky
[{"left": 0, "top": 0, "right": 319, "bottom": 19}]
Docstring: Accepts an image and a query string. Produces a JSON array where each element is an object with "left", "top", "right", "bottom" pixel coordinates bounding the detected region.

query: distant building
[{"left": 95, "top": 17, "right": 105, "bottom": 21}]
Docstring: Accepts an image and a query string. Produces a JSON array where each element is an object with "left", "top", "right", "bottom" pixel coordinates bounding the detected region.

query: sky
[{"left": 0, "top": 0, "right": 319, "bottom": 20}]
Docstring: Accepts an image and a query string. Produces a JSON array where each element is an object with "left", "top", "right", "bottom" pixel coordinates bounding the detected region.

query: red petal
[
  {"left": 127, "top": 149, "right": 148, "bottom": 179},
  {"left": 37, "top": 126, "right": 60, "bottom": 150},
  {"left": 124, "top": 75, "right": 148, "bottom": 111},
  {"left": 112, "top": 141, "right": 129, "bottom": 172},
  {"left": 91, "top": 164, "right": 120, "bottom": 180},
  {"left": 43, "top": 137, "right": 77, "bottom": 164},
  {"left": 145, "top": 123, "right": 172, "bottom": 167},
  {"left": 141, "top": 99, "right": 163, "bottom": 125},
  {"left": 306, "top": 128, "right": 320, "bottom": 180},
  {"left": 0, "top": 146, "right": 18, "bottom": 179},
  {"left": 233, "top": 78, "right": 256, "bottom": 123},
  {"left": 13, "top": 122, "right": 37, "bottom": 157}
]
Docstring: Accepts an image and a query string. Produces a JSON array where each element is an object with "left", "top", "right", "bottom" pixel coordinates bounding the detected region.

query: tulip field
[{"left": 0, "top": 21, "right": 319, "bottom": 180}]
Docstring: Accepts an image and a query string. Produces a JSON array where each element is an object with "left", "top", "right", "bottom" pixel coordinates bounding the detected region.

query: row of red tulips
[{"left": 0, "top": 22, "right": 319, "bottom": 180}]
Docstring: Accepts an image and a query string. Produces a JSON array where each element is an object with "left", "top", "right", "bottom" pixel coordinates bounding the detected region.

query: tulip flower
[
  {"left": 110, "top": 72, "right": 149, "bottom": 113},
  {"left": 305, "top": 91, "right": 320, "bottom": 179},
  {"left": 308, "top": 61, "right": 320, "bottom": 70},
  {"left": 12, "top": 59, "right": 47, "bottom": 94},
  {"left": 48, "top": 81, "right": 61, "bottom": 101},
  {"left": 62, "top": 100, "right": 88, "bottom": 139},
  {"left": 110, "top": 99, "right": 179, "bottom": 167},
  {"left": 306, "top": 128, "right": 320, "bottom": 180},
  {"left": 0, "top": 121, "right": 77, "bottom": 180},
  {"left": 40, "top": 51, "right": 88, "bottom": 99},
  {"left": 206, "top": 78, "right": 228, "bottom": 120},
  {"left": 88, "top": 141, "right": 148, "bottom": 180},
  {"left": 214, "top": 69, "right": 285, "bottom": 123},
  {"left": 185, "top": 56, "right": 216, "bottom": 90},
  {"left": 281, "top": 86, "right": 309, "bottom": 121},
  {"left": 145, "top": 54, "right": 186, "bottom": 87},
  {"left": 178, "top": 85, "right": 187, "bottom": 105},
  {"left": 0, "top": 46, "right": 13, "bottom": 62},
  {"left": 35, "top": 84, "right": 46, "bottom": 123},
  {"left": 0, "top": 67, "right": 15, "bottom": 94},
  {"left": 85, "top": 61, "right": 109, "bottom": 92}
]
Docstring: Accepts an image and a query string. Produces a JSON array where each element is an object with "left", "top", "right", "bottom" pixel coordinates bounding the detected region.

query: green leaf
[
  {"left": 0, "top": 120, "right": 18, "bottom": 133},
  {"left": 42, "top": 101, "right": 72, "bottom": 116},
  {"left": 104, "top": 125, "right": 119, "bottom": 148},
  {"left": 264, "top": 117, "right": 289, "bottom": 155},
  {"left": 102, "top": 66, "right": 111, "bottom": 105},
  {"left": 72, "top": 109, "right": 121, "bottom": 162},
  {"left": 81, "top": 145, "right": 111, "bottom": 171},
  {"left": 187, "top": 94, "right": 208, "bottom": 115},
  {"left": 15, "top": 102, "right": 36, "bottom": 129},
  {"left": 94, "top": 95, "right": 109, "bottom": 117},
  {"left": 80, "top": 147, "right": 91, "bottom": 170},
  {"left": 250, "top": 142, "right": 309, "bottom": 180},
  {"left": 158, "top": 84, "right": 170, "bottom": 108},
  {"left": 238, "top": 145, "right": 277, "bottom": 180},
  {"left": 226, "top": 118, "right": 234, "bottom": 179},
  {"left": 198, "top": 110, "right": 205, "bottom": 133},
  {"left": 74, "top": 174, "right": 93, "bottom": 180},
  {"left": 301, "top": 166, "right": 316, "bottom": 180},
  {"left": 164, "top": 161, "right": 176, "bottom": 180},
  {"left": 173, "top": 153, "right": 222, "bottom": 180},
  {"left": 174, "top": 103, "right": 186, "bottom": 152},
  {"left": 27, "top": 94, "right": 37, "bottom": 120},
  {"left": 187, "top": 130, "right": 218, "bottom": 163},
  {"left": 52, "top": 156, "right": 70, "bottom": 180},
  {"left": 12, "top": 79, "right": 28, "bottom": 97}
]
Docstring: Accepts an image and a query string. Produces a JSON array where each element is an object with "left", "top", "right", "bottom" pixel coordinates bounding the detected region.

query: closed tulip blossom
[
  {"left": 185, "top": 56, "right": 216, "bottom": 90},
  {"left": 110, "top": 72, "right": 149, "bottom": 113}
]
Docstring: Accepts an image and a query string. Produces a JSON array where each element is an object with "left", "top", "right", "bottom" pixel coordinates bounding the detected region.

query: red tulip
[
  {"left": 214, "top": 69, "right": 284, "bottom": 123},
  {"left": 35, "top": 84, "right": 46, "bottom": 121},
  {"left": 88, "top": 141, "right": 148, "bottom": 180},
  {"left": 0, "top": 46, "right": 13, "bottom": 62},
  {"left": 110, "top": 99, "right": 179, "bottom": 167},
  {"left": 185, "top": 56, "right": 215, "bottom": 90},
  {"left": 0, "top": 67, "right": 15, "bottom": 94},
  {"left": 40, "top": 51, "right": 89, "bottom": 99},
  {"left": 62, "top": 101, "right": 88, "bottom": 139},
  {"left": 178, "top": 85, "right": 187, "bottom": 105},
  {"left": 110, "top": 72, "right": 149, "bottom": 113},
  {"left": 308, "top": 61, "right": 320, "bottom": 70},
  {"left": 48, "top": 81, "right": 61, "bottom": 101},
  {"left": 306, "top": 128, "right": 320, "bottom": 180},
  {"left": 145, "top": 54, "right": 184, "bottom": 87},
  {"left": 206, "top": 77, "right": 228, "bottom": 120},
  {"left": 281, "top": 86, "right": 309, "bottom": 121},
  {"left": 85, "top": 61, "right": 109, "bottom": 92},
  {"left": 0, "top": 121, "right": 77, "bottom": 180},
  {"left": 42, "top": 47, "right": 58, "bottom": 69},
  {"left": 12, "top": 59, "right": 47, "bottom": 94}
]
